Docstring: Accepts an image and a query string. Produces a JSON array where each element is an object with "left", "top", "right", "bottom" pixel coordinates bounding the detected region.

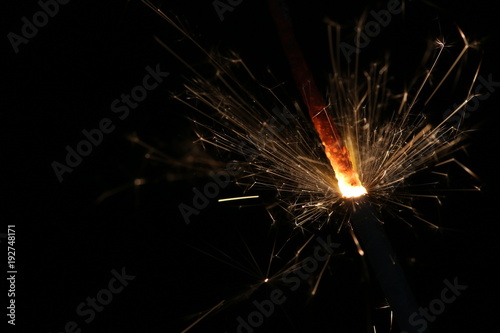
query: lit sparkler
[
  {"left": 269, "top": 1, "right": 422, "bottom": 331},
  {"left": 141, "top": 0, "right": 480, "bottom": 331}
]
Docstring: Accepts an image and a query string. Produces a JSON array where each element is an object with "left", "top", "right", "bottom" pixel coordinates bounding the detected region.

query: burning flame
[
  {"left": 313, "top": 110, "right": 367, "bottom": 198},
  {"left": 335, "top": 172, "right": 367, "bottom": 198}
]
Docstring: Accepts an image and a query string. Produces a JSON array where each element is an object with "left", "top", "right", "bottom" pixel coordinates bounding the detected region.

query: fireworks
[{"left": 140, "top": 0, "right": 481, "bottom": 331}]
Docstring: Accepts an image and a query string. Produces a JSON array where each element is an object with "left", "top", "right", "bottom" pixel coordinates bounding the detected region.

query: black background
[{"left": 3, "top": 0, "right": 500, "bottom": 332}]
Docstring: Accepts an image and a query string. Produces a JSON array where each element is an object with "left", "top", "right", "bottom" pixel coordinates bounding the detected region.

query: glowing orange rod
[{"left": 268, "top": 0, "right": 365, "bottom": 197}]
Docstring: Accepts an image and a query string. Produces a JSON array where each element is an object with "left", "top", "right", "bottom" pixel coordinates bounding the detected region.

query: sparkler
[
  {"left": 141, "top": 0, "right": 480, "bottom": 331},
  {"left": 269, "top": 1, "right": 422, "bottom": 331}
]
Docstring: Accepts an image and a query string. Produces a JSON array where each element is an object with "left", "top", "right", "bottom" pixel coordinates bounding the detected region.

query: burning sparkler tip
[
  {"left": 339, "top": 183, "right": 367, "bottom": 198},
  {"left": 336, "top": 172, "right": 367, "bottom": 198}
]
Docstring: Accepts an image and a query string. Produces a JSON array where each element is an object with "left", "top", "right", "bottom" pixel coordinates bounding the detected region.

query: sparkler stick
[
  {"left": 349, "top": 198, "right": 426, "bottom": 333},
  {"left": 269, "top": 1, "right": 428, "bottom": 331}
]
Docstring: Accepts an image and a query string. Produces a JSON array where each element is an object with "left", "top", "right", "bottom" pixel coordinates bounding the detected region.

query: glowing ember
[
  {"left": 313, "top": 112, "right": 367, "bottom": 197},
  {"left": 336, "top": 173, "right": 367, "bottom": 198}
]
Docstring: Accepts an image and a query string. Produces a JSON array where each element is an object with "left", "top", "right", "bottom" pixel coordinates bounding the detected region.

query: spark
[
  {"left": 179, "top": 300, "right": 225, "bottom": 333},
  {"left": 218, "top": 195, "right": 260, "bottom": 202},
  {"left": 350, "top": 229, "right": 365, "bottom": 256}
]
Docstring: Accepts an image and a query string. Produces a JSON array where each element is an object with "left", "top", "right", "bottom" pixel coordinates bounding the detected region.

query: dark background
[{"left": 3, "top": 0, "right": 500, "bottom": 332}]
